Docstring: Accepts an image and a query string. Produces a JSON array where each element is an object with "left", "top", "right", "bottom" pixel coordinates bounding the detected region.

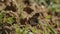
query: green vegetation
[{"left": 0, "top": 0, "right": 60, "bottom": 34}]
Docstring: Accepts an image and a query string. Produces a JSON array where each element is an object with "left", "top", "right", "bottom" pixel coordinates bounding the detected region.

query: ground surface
[{"left": 0, "top": 0, "right": 60, "bottom": 34}]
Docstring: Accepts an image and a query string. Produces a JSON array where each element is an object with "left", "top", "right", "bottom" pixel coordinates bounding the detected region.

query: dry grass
[{"left": 0, "top": 0, "right": 60, "bottom": 34}]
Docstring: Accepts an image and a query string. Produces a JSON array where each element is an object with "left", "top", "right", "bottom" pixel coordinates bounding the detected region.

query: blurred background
[{"left": 0, "top": 0, "right": 60, "bottom": 34}]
